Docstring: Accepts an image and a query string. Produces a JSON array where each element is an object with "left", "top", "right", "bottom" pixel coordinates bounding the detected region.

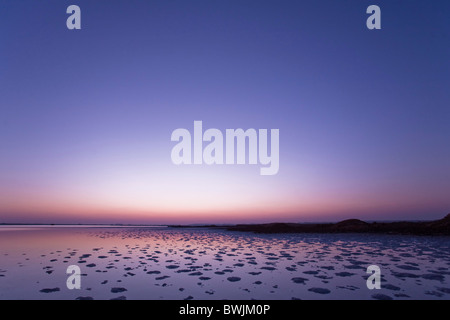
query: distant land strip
[{"left": 170, "top": 214, "right": 450, "bottom": 236}]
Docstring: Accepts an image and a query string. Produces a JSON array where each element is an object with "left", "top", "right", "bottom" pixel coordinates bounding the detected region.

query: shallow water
[{"left": 0, "top": 226, "right": 449, "bottom": 300}]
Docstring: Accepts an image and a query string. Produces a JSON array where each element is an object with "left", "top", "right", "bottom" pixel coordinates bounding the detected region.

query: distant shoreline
[
  {"left": 171, "top": 214, "right": 450, "bottom": 236},
  {"left": 2, "top": 214, "right": 449, "bottom": 236}
]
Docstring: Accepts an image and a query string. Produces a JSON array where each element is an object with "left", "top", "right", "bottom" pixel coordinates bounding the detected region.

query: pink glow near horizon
[{"left": 1, "top": 152, "right": 448, "bottom": 223}]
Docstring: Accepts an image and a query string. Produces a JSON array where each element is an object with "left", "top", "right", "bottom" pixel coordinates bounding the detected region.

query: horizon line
[{"left": 1, "top": 216, "right": 446, "bottom": 227}]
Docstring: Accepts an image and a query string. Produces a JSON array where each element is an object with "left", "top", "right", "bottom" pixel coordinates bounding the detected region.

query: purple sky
[{"left": 0, "top": 1, "right": 449, "bottom": 224}]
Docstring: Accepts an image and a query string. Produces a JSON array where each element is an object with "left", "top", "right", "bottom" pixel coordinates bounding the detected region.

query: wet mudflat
[{"left": 1, "top": 226, "right": 449, "bottom": 300}]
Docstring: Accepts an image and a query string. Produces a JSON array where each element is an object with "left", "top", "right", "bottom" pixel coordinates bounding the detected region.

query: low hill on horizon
[{"left": 222, "top": 213, "right": 450, "bottom": 236}]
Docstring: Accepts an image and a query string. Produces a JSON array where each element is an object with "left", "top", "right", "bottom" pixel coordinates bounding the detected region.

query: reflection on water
[
  {"left": 0, "top": 225, "right": 166, "bottom": 230},
  {"left": 0, "top": 227, "right": 449, "bottom": 300}
]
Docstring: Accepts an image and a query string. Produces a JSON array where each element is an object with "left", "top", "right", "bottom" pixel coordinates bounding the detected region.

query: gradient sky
[{"left": 1, "top": 0, "right": 449, "bottom": 224}]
